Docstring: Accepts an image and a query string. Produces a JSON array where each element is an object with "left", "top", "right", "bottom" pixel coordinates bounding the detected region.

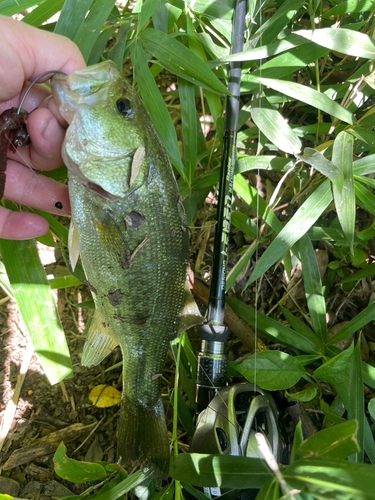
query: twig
[
  {"left": 255, "top": 433, "right": 301, "bottom": 499},
  {"left": 0, "top": 339, "right": 34, "bottom": 453}
]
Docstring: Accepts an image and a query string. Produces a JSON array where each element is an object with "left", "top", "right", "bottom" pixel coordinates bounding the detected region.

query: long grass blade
[
  {"left": 332, "top": 131, "right": 355, "bottom": 252},
  {"left": 296, "top": 28, "right": 375, "bottom": 59},
  {"left": 22, "top": 0, "right": 64, "bottom": 27},
  {"left": 299, "top": 234, "right": 327, "bottom": 342},
  {"left": 54, "top": 0, "right": 93, "bottom": 39},
  {"left": 73, "top": 0, "right": 116, "bottom": 61},
  {"left": 179, "top": 78, "right": 197, "bottom": 187},
  {"left": 132, "top": 41, "right": 185, "bottom": 178},
  {"left": 246, "top": 179, "right": 332, "bottom": 286},
  {"left": 139, "top": 29, "right": 230, "bottom": 95},
  {"left": 0, "top": 239, "right": 72, "bottom": 385}
]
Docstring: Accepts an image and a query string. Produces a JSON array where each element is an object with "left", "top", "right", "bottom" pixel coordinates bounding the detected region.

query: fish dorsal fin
[
  {"left": 82, "top": 310, "right": 118, "bottom": 367},
  {"left": 68, "top": 219, "right": 80, "bottom": 272},
  {"left": 176, "top": 278, "right": 203, "bottom": 335}
]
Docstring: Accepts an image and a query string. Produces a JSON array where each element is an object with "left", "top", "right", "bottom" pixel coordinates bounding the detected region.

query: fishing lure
[
  {"left": 0, "top": 107, "right": 30, "bottom": 200},
  {"left": 0, "top": 70, "right": 67, "bottom": 203}
]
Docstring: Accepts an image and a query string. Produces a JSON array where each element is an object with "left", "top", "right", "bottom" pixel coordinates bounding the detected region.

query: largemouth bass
[{"left": 51, "top": 61, "right": 191, "bottom": 475}]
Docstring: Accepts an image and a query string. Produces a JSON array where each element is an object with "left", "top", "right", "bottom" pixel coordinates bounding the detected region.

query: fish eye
[{"left": 116, "top": 98, "right": 131, "bottom": 117}]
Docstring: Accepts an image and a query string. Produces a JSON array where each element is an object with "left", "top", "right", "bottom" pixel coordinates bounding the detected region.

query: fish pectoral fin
[
  {"left": 68, "top": 219, "right": 80, "bottom": 272},
  {"left": 92, "top": 216, "right": 131, "bottom": 269},
  {"left": 82, "top": 310, "right": 118, "bottom": 367},
  {"left": 176, "top": 277, "right": 203, "bottom": 336}
]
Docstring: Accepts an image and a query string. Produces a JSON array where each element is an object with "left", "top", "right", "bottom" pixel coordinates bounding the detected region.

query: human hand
[{"left": 0, "top": 15, "right": 85, "bottom": 240}]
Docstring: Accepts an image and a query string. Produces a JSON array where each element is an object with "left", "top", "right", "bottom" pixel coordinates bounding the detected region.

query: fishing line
[
  {"left": 4, "top": 133, "right": 53, "bottom": 196},
  {"left": 254, "top": 0, "right": 264, "bottom": 397}
]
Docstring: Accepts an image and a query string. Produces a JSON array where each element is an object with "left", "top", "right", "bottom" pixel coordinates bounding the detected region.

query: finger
[
  {"left": 0, "top": 209, "right": 48, "bottom": 240},
  {"left": 5, "top": 161, "right": 70, "bottom": 215},
  {"left": 21, "top": 107, "right": 65, "bottom": 171},
  {"left": 0, "top": 15, "right": 85, "bottom": 103},
  {"left": 0, "top": 82, "right": 51, "bottom": 114}
]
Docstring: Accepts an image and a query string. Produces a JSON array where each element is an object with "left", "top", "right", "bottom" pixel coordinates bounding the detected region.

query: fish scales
[{"left": 52, "top": 61, "right": 188, "bottom": 475}]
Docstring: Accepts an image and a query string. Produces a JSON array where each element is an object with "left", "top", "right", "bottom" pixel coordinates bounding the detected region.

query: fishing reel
[{"left": 189, "top": 380, "right": 283, "bottom": 500}]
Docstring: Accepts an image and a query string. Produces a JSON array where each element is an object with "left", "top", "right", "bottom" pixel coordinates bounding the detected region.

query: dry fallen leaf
[{"left": 88, "top": 385, "right": 121, "bottom": 408}]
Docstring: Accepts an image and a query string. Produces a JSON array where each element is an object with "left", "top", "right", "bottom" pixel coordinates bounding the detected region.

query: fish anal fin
[
  {"left": 68, "top": 219, "right": 80, "bottom": 272},
  {"left": 82, "top": 310, "right": 118, "bottom": 367}
]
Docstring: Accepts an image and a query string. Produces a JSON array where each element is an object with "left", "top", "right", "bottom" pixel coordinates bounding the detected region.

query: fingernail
[{"left": 42, "top": 116, "right": 61, "bottom": 142}]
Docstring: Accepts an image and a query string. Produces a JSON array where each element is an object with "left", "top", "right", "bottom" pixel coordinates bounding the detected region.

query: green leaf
[
  {"left": 299, "top": 234, "right": 327, "bottom": 342},
  {"left": 249, "top": 96, "right": 302, "bottom": 154},
  {"left": 285, "top": 386, "right": 317, "bottom": 402},
  {"left": 29, "top": 209, "right": 69, "bottom": 245},
  {"left": 296, "top": 28, "right": 375, "bottom": 59},
  {"left": 279, "top": 305, "right": 320, "bottom": 348},
  {"left": 179, "top": 78, "right": 197, "bottom": 186},
  {"left": 226, "top": 297, "right": 321, "bottom": 353},
  {"left": 54, "top": 0, "right": 93, "bottom": 40},
  {"left": 332, "top": 131, "right": 355, "bottom": 252},
  {"left": 254, "top": 42, "right": 330, "bottom": 80},
  {"left": 0, "top": 239, "right": 72, "bottom": 385},
  {"left": 169, "top": 454, "right": 272, "bottom": 489},
  {"left": 0, "top": 0, "right": 46, "bottom": 16},
  {"left": 247, "top": 179, "right": 332, "bottom": 286},
  {"left": 285, "top": 457, "right": 375, "bottom": 500},
  {"left": 233, "top": 174, "right": 284, "bottom": 233},
  {"left": 107, "top": 22, "right": 131, "bottom": 71},
  {"left": 231, "top": 212, "right": 258, "bottom": 239},
  {"left": 139, "top": 29, "right": 230, "bottom": 95},
  {"left": 181, "top": 483, "right": 211, "bottom": 500},
  {"left": 251, "top": 76, "right": 354, "bottom": 125},
  {"left": 324, "top": 0, "right": 375, "bottom": 16},
  {"left": 93, "top": 468, "right": 155, "bottom": 500},
  {"left": 88, "top": 26, "right": 116, "bottom": 65},
  {"left": 132, "top": 41, "right": 185, "bottom": 177},
  {"left": 48, "top": 276, "right": 82, "bottom": 289},
  {"left": 207, "top": 34, "right": 310, "bottom": 65},
  {"left": 151, "top": 483, "right": 174, "bottom": 500},
  {"left": 335, "top": 340, "right": 364, "bottom": 462},
  {"left": 234, "top": 351, "right": 306, "bottom": 391},
  {"left": 290, "top": 421, "right": 303, "bottom": 464},
  {"left": 320, "top": 399, "right": 346, "bottom": 425},
  {"left": 295, "top": 420, "right": 359, "bottom": 461},
  {"left": 350, "top": 126, "right": 375, "bottom": 146},
  {"left": 340, "top": 263, "right": 375, "bottom": 284},
  {"left": 327, "top": 300, "right": 375, "bottom": 345},
  {"left": 355, "top": 181, "right": 375, "bottom": 216},
  {"left": 369, "top": 399, "right": 375, "bottom": 421},
  {"left": 314, "top": 344, "right": 354, "bottom": 384},
  {"left": 22, "top": 0, "right": 64, "bottom": 27},
  {"left": 255, "top": 478, "right": 280, "bottom": 500},
  {"left": 74, "top": 0, "right": 117, "bottom": 61},
  {"left": 298, "top": 148, "right": 341, "bottom": 185},
  {"left": 138, "top": 0, "right": 159, "bottom": 33},
  {"left": 362, "top": 362, "right": 375, "bottom": 390},
  {"left": 169, "top": 388, "right": 195, "bottom": 436},
  {"left": 353, "top": 153, "right": 375, "bottom": 175},
  {"left": 54, "top": 444, "right": 110, "bottom": 483}
]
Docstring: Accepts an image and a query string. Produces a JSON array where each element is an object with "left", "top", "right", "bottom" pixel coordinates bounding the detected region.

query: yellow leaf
[{"left": 88, "top": 385, "right": 121, "bottom": 408}]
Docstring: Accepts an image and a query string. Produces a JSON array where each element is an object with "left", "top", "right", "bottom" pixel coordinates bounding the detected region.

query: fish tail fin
[{"left": 118, "top": 397, "right": 170, "bottom": 477}]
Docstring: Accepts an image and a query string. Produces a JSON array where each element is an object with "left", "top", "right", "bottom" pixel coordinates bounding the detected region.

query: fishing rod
[
  {"left": 195, "top": 0, "right": 247, "bottom": 414},
  {"left": 190, "top": 2, "right": 283, "bottom": 496}
]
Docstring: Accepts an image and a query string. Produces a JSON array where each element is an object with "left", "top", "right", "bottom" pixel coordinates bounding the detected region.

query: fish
[{"left": 51, "top": 61, "right": 197, "bottom": 475}]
